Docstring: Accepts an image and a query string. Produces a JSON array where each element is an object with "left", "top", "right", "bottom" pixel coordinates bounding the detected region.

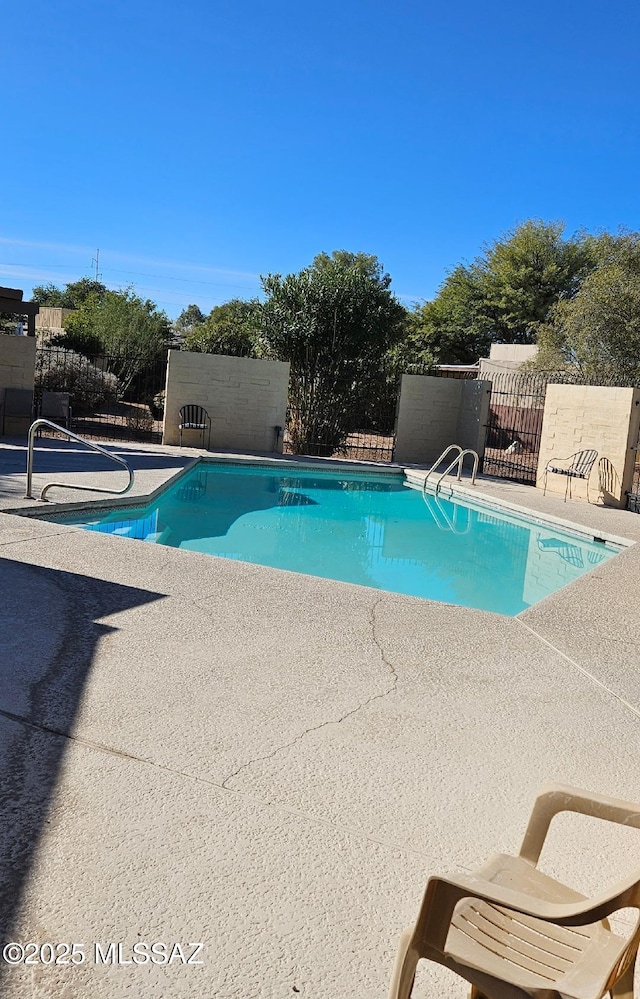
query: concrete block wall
[
  {"left": 537, "top": 384, "right": 640, "bottom": 507},
  {"left": 35, "top": 307, "right": 74, "bottom": 344},
  {"left": 0, "top": 335, "right": 37, "bottom": 437},
  {"left": 457, "top": 380, "right": 491, "bottom": 458},
  {"left": 163, "top": 350, "right": 290, "bottom": 452},
  {"left": 478, "top": 343, "right": 539, "bottom": 376},
  {"left": 394, "top": 374, "right": 490, "bottom": 465}
]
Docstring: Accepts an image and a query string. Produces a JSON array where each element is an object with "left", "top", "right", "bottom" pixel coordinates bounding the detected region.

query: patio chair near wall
[
  {"left": 543, "top": 448, "right": 598, "bottom": 502},
  {"left": 389, "top": 782, "right": 640, "bottom": 999},
  {"left": 40, "top": 391, "right": 72, "bottom": 430},
  {"left": 1, "top": 387, "right": 35, "bottom": 436},
  {"left": 178, "top": 405, "right": 211, "bottom": 449}
]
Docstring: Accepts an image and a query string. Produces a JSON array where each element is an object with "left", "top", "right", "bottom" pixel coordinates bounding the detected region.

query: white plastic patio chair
[{"left": 389, "top": 782, "right": 640, "bottom": 999}]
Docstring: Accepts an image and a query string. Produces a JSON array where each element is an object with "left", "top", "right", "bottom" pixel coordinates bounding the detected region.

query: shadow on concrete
[
  {"left": 0, "top": 556, "right": 165, "bottom": 957},
  {"left": 0, "top": 438, "right": 195, "bottom": 478}
]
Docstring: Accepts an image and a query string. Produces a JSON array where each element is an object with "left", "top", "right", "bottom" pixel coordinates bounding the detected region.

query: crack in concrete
[
  {"left": 0, "top": 703, "right": 431, "bottom": 863},
  {"left": 220, "top": 596, "right": 399, "bottom": 790},
  {"left": 516, "top": 617, "right": 640, "bottom": 722}
]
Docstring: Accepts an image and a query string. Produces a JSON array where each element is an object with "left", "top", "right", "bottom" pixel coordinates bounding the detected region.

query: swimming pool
[{"left": 46, "top": 461, "right": 620, "bottom": 615}]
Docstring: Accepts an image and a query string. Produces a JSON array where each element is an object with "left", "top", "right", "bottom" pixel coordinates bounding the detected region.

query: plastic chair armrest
[
  {"left": 520, "top": 782, "right": 640, "bottom": 864},
  {"left": 418, "top": 870, "right": 640, "bottom": 952}
]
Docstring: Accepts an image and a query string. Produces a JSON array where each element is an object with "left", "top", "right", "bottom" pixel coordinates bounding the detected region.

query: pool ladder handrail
[
  {"left": 25, "top": 418, "right": 135, "bottom": 501},
  {"left": 421, "top": 445, "right": 479, "bottom": 497},
  {"left": 422, "top": 444, "right": 463, "bottom": 488}
]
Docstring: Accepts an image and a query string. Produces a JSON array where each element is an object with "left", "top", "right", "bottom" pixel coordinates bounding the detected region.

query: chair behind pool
[
  {"left": 388, "top": 782, "right": 640, "bottom": 999},
  {"left": 1, "top": 388, "right": 35, "bottom": 435},
  {"left": 543, "top": 449, "right": 599, "bottom": 502},
  {"left": 178, "top": 405, "right": 211, "bottom": 449},
  {"left": 40, "top": 390, "right": 72, "bottom": 430}
]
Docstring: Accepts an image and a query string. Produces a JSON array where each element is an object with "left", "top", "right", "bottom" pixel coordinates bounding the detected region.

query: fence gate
[
  {"left": 482, "top": 373, "right": 548, "bottom": 484},
  {"left": 36, "top": 346, "right": 168, "bottom": 444}
]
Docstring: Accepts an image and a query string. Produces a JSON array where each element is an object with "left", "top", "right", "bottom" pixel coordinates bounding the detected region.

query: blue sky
[{"left": 2, "top": 0, "right": 639, "bottom": 317}]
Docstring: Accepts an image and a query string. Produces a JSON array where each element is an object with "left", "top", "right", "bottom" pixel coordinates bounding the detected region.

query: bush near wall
[{"left": 35, "top": 347, "right": 119, "bottom": 413}]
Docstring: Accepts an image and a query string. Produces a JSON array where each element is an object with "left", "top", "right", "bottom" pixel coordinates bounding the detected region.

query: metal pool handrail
[
  {"left": 25, "top": 419, "right": 135, "bottom": 502},
  {"left": 433, "top": 447, "right": 479, "bottom": 494},
  {"left": 422, "top": 444, "right": 463, "bottom": 491}
]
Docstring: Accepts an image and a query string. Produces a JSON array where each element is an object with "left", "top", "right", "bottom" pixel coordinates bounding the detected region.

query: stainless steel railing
[
  {"left": 432, "top": 447, "right": 479, "bottom": 494},
  {"left": 421, "top": 444, "right": 479, "bottom": 498},
  {"left": 25, "top": 419, "right": 135, "bottom": 501},
  {"left": 422, "top": 444, "right": 463, "bottom": 486}
]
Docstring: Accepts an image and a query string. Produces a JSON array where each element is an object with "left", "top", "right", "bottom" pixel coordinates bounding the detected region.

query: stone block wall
[
  {"left": 537, "top": 384, "right": 640, "bottom": 507},
  {"left": 457, "top": 379, "right": 491, "bottom": 457},
  {"left": 0, "top": 335, "right": 37, "bottom": 436},
  {"left": 163, "top": 350, "right": 290, "bottom": 452},
  {"left": 35, "top": 307, "right": 74, "bottom": 344},
  {"left": 394, "top": 374, "right": 490, "bottom": 465}
]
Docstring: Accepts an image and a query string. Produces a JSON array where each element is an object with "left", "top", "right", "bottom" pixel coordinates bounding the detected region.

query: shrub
[
  {"left": 151, "top": 390, "right": 165, "bottom": 418},
  {"left": 126, "top": 408, "right": 154, "bottom": 435},
  {"left": 36, "top": 348, "right": 119, "bottom": 413}
]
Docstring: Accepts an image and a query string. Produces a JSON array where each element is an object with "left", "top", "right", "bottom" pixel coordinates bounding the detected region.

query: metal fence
[
  {"left": 628, "top": 435, "right": 640, "bottom": 513},
  {"left": 35, "top": 346, "right": 167, "bottom": 444},
  {"left": 478, "top": 369, "right": 640, "bottom": 505},
  {"left": 481, "top": 372, "right": 548, "bottom": 484},
  {"left": 282, "top": 360, "right": 405, "bottom": 463}
]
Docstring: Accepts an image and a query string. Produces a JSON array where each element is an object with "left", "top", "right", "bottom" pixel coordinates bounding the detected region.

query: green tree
[
  {"left": 412, "top": 220, "right": 595, "bottom": 363},
  {"left": 410, "top": 263, "right": 492, "bottom": 364},
  {"left": 173, "top": 304, "right": 206, "bottom": 340},
  {"left": 183, "top": 298, "right": 262, "bottom": 356},
  {"left": 534, "top": 233, "right": 640, "bottom": 381},
  {"left": 32, "top": 278, "right": 108, "bottom": 308},
  {"left": 57, "top": 288, "right": 171, "bottom": 394},
  {"left": 260, "top": 251, "right": 407, "bottom": 455}
]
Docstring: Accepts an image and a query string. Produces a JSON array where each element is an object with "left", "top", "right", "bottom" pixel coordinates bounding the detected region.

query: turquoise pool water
[{"left": 49, "top": 462, "right": 619, "bottom": 615}]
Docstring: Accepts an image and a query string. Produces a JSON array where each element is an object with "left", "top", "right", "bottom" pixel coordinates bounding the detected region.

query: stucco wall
[
  {"left": 537, "top": 384, "right": 640, "bottom": 507},
  {"left": 35, "top": 307, "right": 74, "bottom": 330},
  {"left": 394, "top": 374, "right": 490, "bottom": 465},
  {"left": 162, "top": 350, "right": 290, "bottom": 452},
  {"left": 478, "top": 343, "right": 539, "bottom": 376},
  {"left": 0, "top": 335, "right": 37, "bottom": 436},
  {"left": 35, "top": 307, "right": 74, "bottom": 344}
]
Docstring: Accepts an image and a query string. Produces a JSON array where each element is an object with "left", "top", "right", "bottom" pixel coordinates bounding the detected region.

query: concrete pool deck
[{"left": 1, "top": 437, "right": 640, "bottom": 998}]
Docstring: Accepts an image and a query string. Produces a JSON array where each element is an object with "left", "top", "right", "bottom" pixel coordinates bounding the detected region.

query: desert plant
[
  {"left": 150, "top": 390, "right": 165, "bottom": 419},
  {"left": 36, "top": 348, "right": 119, "bottom": 413},
  {"left": 126, "top": 408, "right": 154, "bottom": 435}
]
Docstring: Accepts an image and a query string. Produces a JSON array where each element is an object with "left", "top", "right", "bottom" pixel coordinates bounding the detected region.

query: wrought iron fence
[
  {"left": 628, "top": 435, "right": 640, "bottom": 513},
  {"left": 478, "top": 369, "right": 640, "bottom": 498},
  {"left": 282, "top": 359, "right": 406, "bottom": 463},
  {"left": 482, "top": 372, "right": 548, "bottom": 484},
  {"left": 35, "top": 345, "right": 167, "bottom": 444}
]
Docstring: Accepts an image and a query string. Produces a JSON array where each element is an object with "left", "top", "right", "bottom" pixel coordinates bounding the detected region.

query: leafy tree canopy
[
  {"left": 32, "top": 278, "right": 108, "bottom": 308},
  {"left": 260, "top": 250, "right": 407, "bottom": 454},
  {"left": 57, "top": 288, "right": 171, "bottom": 392},
  {"left": 533, "top": 232, "right": 640, "bottom": 382},
  {"left": 411, "top": 220, "right": 596, "bottom": 364},
  {"left": 183, "top": 299, "right": 262, "bottom": 357},
  {"left": 173, "top": 304, "right": 206, "bottom": 338}
]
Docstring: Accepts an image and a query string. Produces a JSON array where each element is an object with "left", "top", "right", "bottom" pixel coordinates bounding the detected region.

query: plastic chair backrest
[{"left": 41, "top": 391, "right": 71, "bottom": 421}]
